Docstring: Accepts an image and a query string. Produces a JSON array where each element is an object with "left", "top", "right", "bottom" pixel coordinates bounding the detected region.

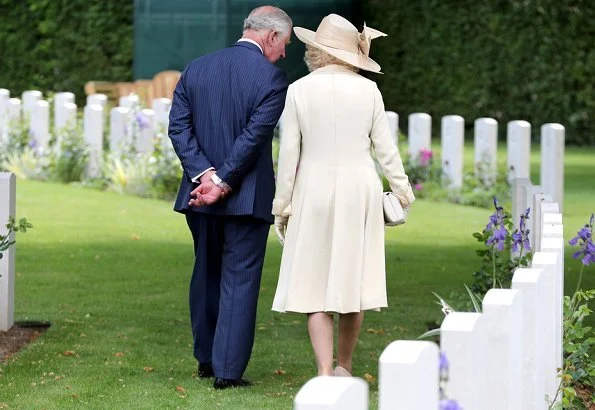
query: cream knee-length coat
[{"left": 271, "top": 64, "right": 415, "bottom": 314}]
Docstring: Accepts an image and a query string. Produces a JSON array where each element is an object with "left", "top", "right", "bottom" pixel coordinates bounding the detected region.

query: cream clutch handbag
[{"left": 383, "top": 192, "right": 406, "bottom": 226}]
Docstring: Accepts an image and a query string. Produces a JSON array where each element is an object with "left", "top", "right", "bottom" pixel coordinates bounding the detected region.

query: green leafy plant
[
  {"left": 0, "top": 217, "right": 33, "bottom": 265},
  {"left": 420, "top": 198, "right": 532, "bottom": 339},
  {"left": 549, "top": 214, "right": 595, "bottom": 409},
  {"left": 0, "top": 118, "right": 35, "bottom": 172},
  {"left": 149, "top": 129, "right": 182, "bottom": 200},
  {"left": 2, "top": 148, "right": 50, "bottom": 181},
  {"left": 455, "top": 168, "right": 510, "bottom": 209},
  {"left": 48, "top": 125, "right": 89, "bottom": 183},
  {"left": 403, "top": 148, "right": 442, "bottom": 193},
  {"left": 470, "top": 198, "right": 532, "bottom": 295}
]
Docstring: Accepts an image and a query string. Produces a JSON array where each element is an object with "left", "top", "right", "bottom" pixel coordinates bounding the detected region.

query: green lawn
[{"left": 1, "top": 145, "right": 593, "bottom": 409}]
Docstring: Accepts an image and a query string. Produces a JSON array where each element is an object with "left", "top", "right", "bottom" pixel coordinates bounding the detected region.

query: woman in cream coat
[{"left": 271, "top": 14, "right": 415, "bottom": 377}]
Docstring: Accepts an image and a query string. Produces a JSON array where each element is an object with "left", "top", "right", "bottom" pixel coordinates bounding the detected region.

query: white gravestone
[
  {"left": 62, "top": 102, "right": 78, "bottom": 129},
  {"left": 542, "top": 217, "right": 563, "bottom": 239},
  {"left": 294, "top": 376, "right": 368, "bottom": 410},
  {"left": 86, "top": 93, "right": 108, "bottom": 108},
  {"left": 507, "top": 120, "right": 531, "bottom": 183},
  {"left": 482, "top": 289, "right": 524, "bottom": 410},
  {"left": 386, "top": 111, "right": 399, "bottom": 144},
  {"left": 540, "top": 232, "right": 565, "bottom": 403},
  {"left": 408, "top": 113, "right": 431, "bottom": 160},
  {"left": 84, "top": 104, "right": 104, "bottom": 178},
  {"left": 474, "top": 118, "right": 498, "bottom": 183},
  {"left": 540, "top": 124, "right": 565, "bottom": 212},
  {"left": 152, "top": 97, "right": 171, "bottom": 130},
  {"left": 530, "top": 252, "right": 560, "bottom": 401},
  {"left": 7, "top": 98, "right": 21, "bottom": 133},
  {"left": 511, "top": 178, "right": 532, "bottom": 239},
  {"left": 378, "top": 340, "right": 438, "bottom": 410},
  {"left": 119, "top": 94, "right": 140, "bottom": 109},
  {"left": 54, "top": 102, "right": 78, "bottom": 149},
  {"left": 31, "top": 100, "right": 50, "bottom": 150},
  {"left": 53, "top": 92, "right": 75, "bottom": 131},
  {"left": 109, "top": 107, "right": 131, "bottom": 155},
  {"left": 531, "top": 193, "right": 552, "bottom": 253},
  {"left": 440, "top": 312, "right": 487, "bottom": 410},
  {"left": 441, "top": 115, "right": 464, "bottom": 189},
  {"left": 0, "top": 173, "right": 16, "bottom": 332},
  {"left": 511, "top": 268, "right": 547, "bottom": 410},
  {"left": 21, "top": 90, "right": 42, "bottom": 127},
  {"left": 135, "top": 108, "right": 155, "bottom": 154},
  {"left": 0, "top": 89, "right": 9, "bottom": 141}
]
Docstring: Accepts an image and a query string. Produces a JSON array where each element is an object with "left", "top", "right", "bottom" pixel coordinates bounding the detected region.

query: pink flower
[
  {"left": 414, "top": 183, "right": 423, "bottom": 191},
  {"left": 419, "top": 148, "right": 433, "bottom": 167}
]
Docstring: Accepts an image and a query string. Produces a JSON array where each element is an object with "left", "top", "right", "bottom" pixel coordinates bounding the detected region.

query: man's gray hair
[{"left": 243, "top": 6, "right": 292, "bottom": 36}]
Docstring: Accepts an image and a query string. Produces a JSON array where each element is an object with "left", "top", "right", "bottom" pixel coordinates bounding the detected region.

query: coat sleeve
[
  {"left": 272, "top": 85, "right": 300, "bottom": 216},
  {"left": 370, "top": 85, "right": 415, "bottom": 208},
  {"left": 168, "top": 68, "right": 213, "bottom": 181},
  {"left": 216, "top": 70, "right": 288, "bottom": 187}
]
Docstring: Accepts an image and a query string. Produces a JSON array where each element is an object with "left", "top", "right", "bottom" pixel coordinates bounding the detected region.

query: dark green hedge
[
  {"left": 0, "top": 0, "right": 133, "bottom": 105},
  {"left": 363, "top": 0, "right": 595, "bottom": 145}
]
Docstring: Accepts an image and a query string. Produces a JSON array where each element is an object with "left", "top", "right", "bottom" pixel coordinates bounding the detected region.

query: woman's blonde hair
[{"left": 303, "top": 45, "right": 359, "bottom": 73}]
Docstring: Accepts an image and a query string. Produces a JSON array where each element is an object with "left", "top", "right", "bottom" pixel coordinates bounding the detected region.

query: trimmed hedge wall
[
  {"left": 2, "top": 1, "right": 593, "bottom": 144},
  {"left": 0, "top": 0, "right": 133, "bottom": 105},
  {"left": 363, "top": 1, "right": 595, "bottom": 145}
]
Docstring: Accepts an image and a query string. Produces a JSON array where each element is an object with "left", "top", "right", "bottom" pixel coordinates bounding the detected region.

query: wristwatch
[{"left": 211, "top": 173, "right": 230, "bottom": 190}]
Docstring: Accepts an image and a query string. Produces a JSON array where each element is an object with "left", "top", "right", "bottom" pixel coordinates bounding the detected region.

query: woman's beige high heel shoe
[{"left": 333, "top": 366, "right": 352, "bottom": 377}]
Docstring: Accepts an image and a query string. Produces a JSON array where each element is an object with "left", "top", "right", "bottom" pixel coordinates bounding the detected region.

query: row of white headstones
[
  {"left": 0, "top": 89, "right": 172, "bottom": 177},
  {"left": 292, "top": 182, "right": 564, "bottom": 410},
  {"left": 363, "top": 111, "right": 565, "bottom": 210},
  {"left": 1, "top": 90, "right": 565, "bottom": 211}
]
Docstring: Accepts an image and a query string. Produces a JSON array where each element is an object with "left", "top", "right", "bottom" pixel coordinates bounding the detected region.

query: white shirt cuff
[{"left": 191, "top": 167, "right": 215, "bottom": 183}]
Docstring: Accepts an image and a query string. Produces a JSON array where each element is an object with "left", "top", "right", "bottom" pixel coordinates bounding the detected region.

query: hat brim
[{"left": 293, "top": 27, "right": 383, "bottom": 74}]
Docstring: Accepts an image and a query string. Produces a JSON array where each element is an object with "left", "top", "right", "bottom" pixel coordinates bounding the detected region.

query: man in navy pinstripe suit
[{"left": 168, "top": 6, "right": 292, "bottom": 389}]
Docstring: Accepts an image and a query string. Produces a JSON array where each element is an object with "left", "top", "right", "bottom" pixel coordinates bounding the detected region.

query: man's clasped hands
[{"left": 188, "top": 170, "right": 232, "bottom": 207}]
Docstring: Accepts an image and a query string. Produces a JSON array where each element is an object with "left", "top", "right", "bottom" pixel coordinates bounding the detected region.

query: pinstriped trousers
[{"left": 185, "top": 212, "right": 269, "bottom": 380}]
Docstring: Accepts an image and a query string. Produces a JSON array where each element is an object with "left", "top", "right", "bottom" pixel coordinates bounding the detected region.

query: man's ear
[{"left": 268, "top": 30, "right": 278, "bottom": 44}]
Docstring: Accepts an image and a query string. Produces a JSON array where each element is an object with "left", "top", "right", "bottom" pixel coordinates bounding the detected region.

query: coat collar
[
  {"left": 311, "top": 64, "right": 359, "bottom": 75},
  {"left": 233, "top": 41, "right": 263, "bottom": 54}
]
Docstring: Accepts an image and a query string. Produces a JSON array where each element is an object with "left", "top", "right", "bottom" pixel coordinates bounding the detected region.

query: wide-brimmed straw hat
[{"left": 293, "top": 14, "right": 387, "bottom": 73}]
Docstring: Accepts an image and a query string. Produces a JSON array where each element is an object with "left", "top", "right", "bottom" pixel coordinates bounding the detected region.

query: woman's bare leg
[
  {"left": 337, "top": 312, "right": 364, "bottom": 374},
  {"left": 307, "top": 312, "right": 334, "bottom": 376}
]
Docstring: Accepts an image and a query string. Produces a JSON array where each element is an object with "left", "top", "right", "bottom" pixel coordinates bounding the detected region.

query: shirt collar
[{"left": 237, "top": 38, "right": 263, "bottom": 54}]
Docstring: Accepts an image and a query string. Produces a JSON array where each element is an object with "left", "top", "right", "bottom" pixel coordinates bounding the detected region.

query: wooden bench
[{"left": 84, "top": 70, "right": 181, "bottom": 107}]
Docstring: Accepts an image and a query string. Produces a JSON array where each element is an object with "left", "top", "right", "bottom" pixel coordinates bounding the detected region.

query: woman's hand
[{"left": 274, "top": 216, "right": 289, "bottom": 246}]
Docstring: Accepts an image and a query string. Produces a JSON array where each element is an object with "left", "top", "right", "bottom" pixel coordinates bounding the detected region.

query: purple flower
[
  {"left": 569, "top": 214, "right": 595, "bottom": 266},
  {"left": 511, "top": 231, "right": 522, "bottom": 252},
  {"left": 570, "top": 227, "right": 592, "bottom": 245},
  {"left": 512, "top": 208, "right": 531, "bottom": 253},
  {"left": 414, "top": 183, "right": 423, "bottom": 191},
  {"left": 440, "top": 399, "right": 462, "bottom": 410},
  {"left": 485, "top": 197, "right": 505, "bottom": 231},
  {"left": 581, "top": 241, "right": 595, "bottom": 266},
  {"left": 28, "top": 139, "right": 37, "bottom": 149},
  {"left": 439, "top": 352, "right": 449, "bottom": 373},
  {"left": 136, "top": 111, "right": 151, "bottom": 130},
  {"left": 487, "top": 224, "right": 507, "bottom": 251}
]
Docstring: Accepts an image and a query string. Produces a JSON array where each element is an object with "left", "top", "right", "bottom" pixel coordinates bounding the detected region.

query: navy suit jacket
[{"left": 168, "top": 42, "right": 289, "bottom": 223}]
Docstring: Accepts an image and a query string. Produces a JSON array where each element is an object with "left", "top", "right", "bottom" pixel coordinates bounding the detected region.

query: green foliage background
[
  {"left": 1, "top": 1, "right": 594, "bottom": 144},
  {"left": 363, "top": 0, "right": 595, "bottom": 145},
  {"left": 0, "top": 0, "right": 133, "bottom": 105}
]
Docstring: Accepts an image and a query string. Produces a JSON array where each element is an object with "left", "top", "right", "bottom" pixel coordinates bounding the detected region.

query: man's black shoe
[
  {"left": 198, "top": 363, "right": 214, "bottom": 378},
  {"left": 213, "top": 377, "right": 252, "bottom": 390}
]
